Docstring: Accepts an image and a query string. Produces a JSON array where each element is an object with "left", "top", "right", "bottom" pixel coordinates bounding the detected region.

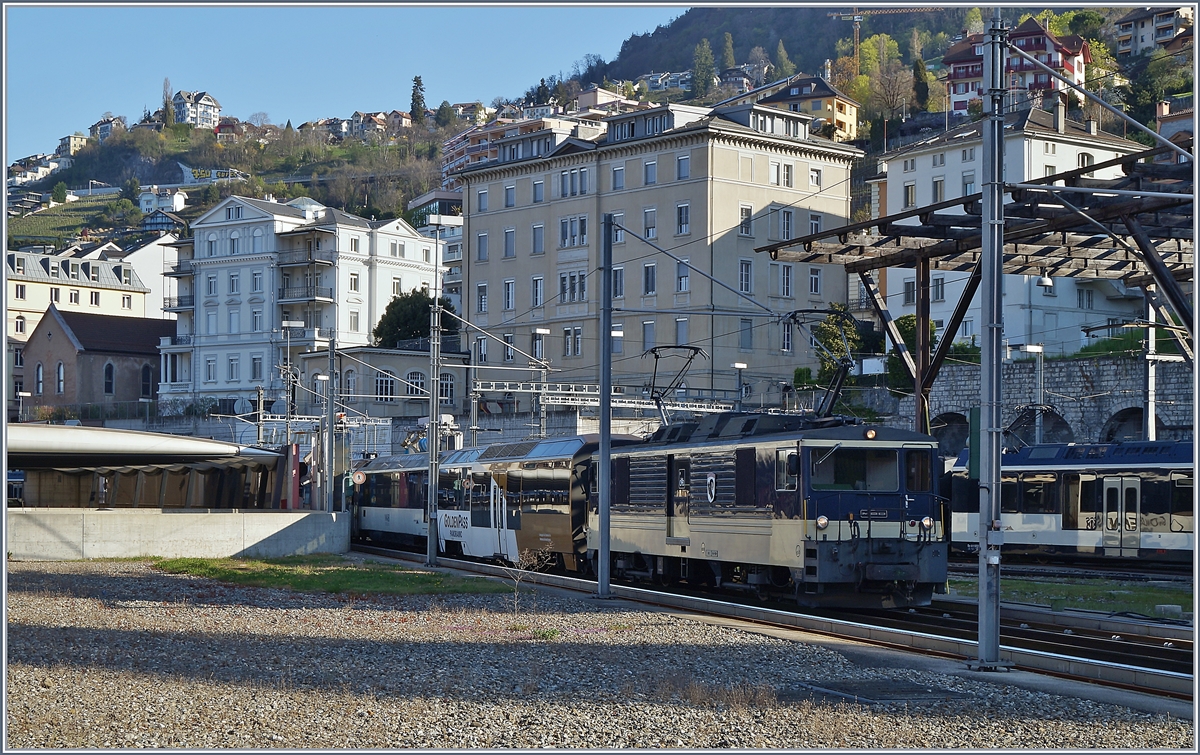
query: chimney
[
  {"left": 1157, "top": 99, "right": 1172, "bottom": 118},
  {"left": 1054, "top": 96, "right": 1066, "bottom": 133},
  {"left": 1086, "top": 118, "right": 1097, "bottom": 135}
]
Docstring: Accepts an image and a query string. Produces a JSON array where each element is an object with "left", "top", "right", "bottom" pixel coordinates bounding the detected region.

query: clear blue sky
[{"left": 4, "top": 3, "right": 687, "bottom": 161}]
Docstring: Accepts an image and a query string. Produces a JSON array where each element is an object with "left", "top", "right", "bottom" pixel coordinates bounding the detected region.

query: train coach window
[
  {"left": 1171, "top": 473, "right": 1193, "bottom": 533},
  {"left": 775, "top": 450, "right": 798, "bottom": 491},
  {"left": 811, "top": 448, "right": 898, "bottom": 491},
  {"left": 1061, "top": 474, "right": 1099, "bottom": 530},
  {"left": 736, "top": 448, "right": 757, "bottom": 505},
  {"left": 905, "top": 450, "right": 932, "bottom": 492},
  {"left": 1019, "top": 473, "right": 1058, "bottom": 514},
  {"left": 1140, "top": 472, "right": 1172, "bottom": 532},
  {"left": 999, "top": 474, "right": 1018, "bottom": 513}
]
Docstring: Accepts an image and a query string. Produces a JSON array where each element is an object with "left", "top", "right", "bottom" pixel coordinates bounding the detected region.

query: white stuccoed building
[
  {"left": 158, "top": 195, "right": 440, "bottom": 414},
  {"left": 866, "top": 104, "right": 1148, "bottom": 356}
]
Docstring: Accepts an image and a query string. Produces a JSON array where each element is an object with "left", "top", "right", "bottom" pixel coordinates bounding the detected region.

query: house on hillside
[
  {"left": 1115, "top": 6, "right": 1195, "bottom": 58},
  {"left": 173, "top": 90, "right": 222, "bottom": 129},
  {"left": 141, "top": 209, "right": 187, "bottom": 236},
  {"left": 89, "top": 116, "right": 126, "bottom": 143},
  {"left": 57, "top": 134, "right": 87, "bottom": 157},
  {"left": 138, "top": 186, "right": 188, "bottom": 214},
  {"left": 387, "top": 110, "right": 413, "bottom": 133}
]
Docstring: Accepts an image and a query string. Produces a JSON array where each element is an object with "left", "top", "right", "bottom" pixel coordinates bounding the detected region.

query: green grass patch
[
  {"left": 153, "top": 554, "right": 509, "bottom": 596},
  {"left": 7, "top": 194, "right": 118, "bottom": 241},
  {"left": 949, "top": 576, "right": 1193, "bottom": 616}
]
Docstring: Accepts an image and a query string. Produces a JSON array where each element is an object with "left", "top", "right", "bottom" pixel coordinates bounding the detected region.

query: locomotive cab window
[
  {"left": 810, "top": 447, "right": 898, "bottom": 491},
  {"left": 905, "top": 449, "right": 932, "bottom": 492},
  {"left": 775, "top": 449, "right": 798, "bottom": 491}
]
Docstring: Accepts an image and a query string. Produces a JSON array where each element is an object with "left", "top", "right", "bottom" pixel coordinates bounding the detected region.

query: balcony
[
  {"left": 1156, "top": 26, "right": 1176, "bottom": 39},
  {"left": 947, "top": 68, "right": 982, "bottom": 81},
  {"left": 164, "top": 259, "right": 195, "bottom": 276},
  {"left": 278, "top": 286, "right": 334, "bottom": 302},
  {"left": 164, "top": 295, "right": 195, "bottom": 310},
  {"left": 278, "top": 248, "right": 335, "bottom": 266}
]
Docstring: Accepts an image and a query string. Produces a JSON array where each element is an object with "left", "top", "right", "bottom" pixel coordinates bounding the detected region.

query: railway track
[
  {"left": 353, "top": 543, "right": 1194, "bottom": 700},
  {"left": 948, "top": 560, "right": 1194, "bottom": 583}
]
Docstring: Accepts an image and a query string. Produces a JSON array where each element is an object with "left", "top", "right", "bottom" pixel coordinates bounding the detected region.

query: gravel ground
[{"left": 5, "top": 559, "right": 1194, "bottom": 750}]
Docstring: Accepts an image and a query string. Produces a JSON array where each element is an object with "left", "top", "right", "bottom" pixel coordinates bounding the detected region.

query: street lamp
[
  {"left": 138, "top": 397, "right": 153, "bottom": 425},
  {"left": 533, "top": 328, "right": 552, "bottom": 438},
  {"left": 16, "top": 391, "right": 31, "bottom": 421},
  {"left": 731, "top": 362, "right": 748, "bottom": 412},
  {"left": 281, "top": 320, "right": 305, "bottom": 445},
  {"left": 1019, "top": 344, "right": 1045, "bottom": 444}
]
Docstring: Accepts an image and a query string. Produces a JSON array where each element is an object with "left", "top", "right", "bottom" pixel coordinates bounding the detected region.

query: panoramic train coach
[
  {"left": 591, "top": 412, "right": 948, "bottom": 608},
  {"left": 947, "top": 440, "right": 1194, "bottom": 562}
]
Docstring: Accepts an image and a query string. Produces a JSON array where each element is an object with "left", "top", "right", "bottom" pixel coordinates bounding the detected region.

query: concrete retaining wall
[{"left": 5, "top": 509, "right": 350, "bottom": 560}]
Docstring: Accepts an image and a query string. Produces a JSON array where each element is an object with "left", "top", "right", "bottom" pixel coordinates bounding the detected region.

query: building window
[
  {"left": 35, "top": 363, "right": 43, "bottom": 395},
  {"left": 392, "top": 277, "right": 402, "bottom": 296},
  {"left": 207, "top": 275, "right": 217, "bottom": 296},
  {"left": 933, "top": 153, "right": 945, "bottom": 167},
  {"left": 504, "top": 228, "right": 515, "bottom": 257},
  {"left": 376, "top": 371, "right": 398, "bottom": 401},
  {"left": 477, "top": 189, "right": 488, "bottom": 212},
  {"left": 14, "top": 257, "right": 24, "bottom": 274},
  {"left": 476, "top": 283, "right": 488, "bottom": 313},
  {"left": 13, "top": 348, "right": 23, "bottom": 367},
  {"left": 903, "top": 279, "right": 916, "bottom": 305},
  {"left": 502, "top": 333, "right": 515, "bottom": 362},
  {"left": 477, "top": 233, "right": 489, "bottom": 261},
  {"left": 533, "top": 180, "right": 544, "bottom": 203},
  {"left": 531, "top": 276, "right": 545, "bottom": 308},
  {"left": 676, "top": 260, "right": 690, "bottom": 292},
  {"left": 675, "top": 203, "right": 690, "bottom": 235},
  {"left": 781, "top": 264, "right": 793, "bottom": 298},
  {"left": 809, "top": 267, "right": 821, "bottom": 295},
  {"left": 677, "top": 154, "right": 690, "bottom": 180},
  {"left": 932, "top": 276, "right": 945, "bottom": 302},
  {"left": 532, "top": 224, "right": 544, "bottom": 255},
  {"left": 1044, "top": 142, "right": 1056, "bottom": 155},
  {"left": 903, "top": 183, "right": 916, "bottom": 208},
  {"left": 504, "top": 185, "right": 515, "bottom": 207},
  {"left": 349, "top": 310, "right": 360, "bottom": 332},
  {"left": 612, "top": 165, "right": 625, "bottom": 190},
  {"left": 50, "top": 287, "right": 60, "bottom": 303},
  {"left": 675, "top": 318, "right": 688, "bottom": 346},
  {"left": 227, "top": 356, "right": 239, "bottom": 382},
  {"left": 390, "top": 241, "right": 399, "bottom": 257},
  {"left": 781, "top": 210, "right": 793, "bottom": 241},
  {"left": 644, "top": 160, "right": 656, "bottom": 185},
  {"left": 252, "top": 270, "right": 263, "bottom": 292},
  {"left": 932, "top": 177, "right": 944, "bottom": 203},
  {"left": 228, "top": 310, "right": 240, "bottom": 334},
  {"left": 89, "top": 291, "right": 100, "bottom": 306},
  {"left": 350, "top": 237, "right": 360, "bottom": 253},
  {"left": 739, "top": 260, "right": 752, "bottom": 293},
  {"left": 739, "top": 319, "right": 753, "bottom": 350},
  {"left": 643, "top": 208, "right": 656, "bottom": 239},
  {"left": 739, "top": 206, "right": 753, "bottom": 236},
  {"left": 962, "top": 147, "right": 975, "bottom": 161},
  {"left": 89, "top": 265, "right": 99, "bottom": 282},
  {"left": 1079, "top": 152, "right": 1094, "bottom": 176},
  {"left": 104, "top": 364, "right": 114, "bottom": 394},
  {"left": 563, "top": 328, "right": 572, "bottom": 356},
  {"left": 67, "top": 289, "right": 81, "bottom": 305},
  {"left": 503, "top": 280, "right": 515, "bottom": 310},
  {"left": 14, "top": 283, "right": 26, "bottom": 300},
  {"left": 349, "top": 273, "right": 359, "bottom": 292},
  {"left": 770, "top": 161, "right": 781, "bottom": 186},
  {"left": 439, "top": 373, "right": 455, "bottom": 405},
  {"left": 14, "top": 316, "right": 25, "bottom": 334},
  {"left": 809, "top": 167, "right": 821, "bottom": 187},
  {"left": 642, "top": 320, "right": 656, "bottom": 351},
  {"left": 476, "top": 337, "right": 488, "bottom": 364},
  {"left": 122, "top": 294, "right": 132, "bottom": 310},
  {"left": 559, "top": 216, "right": 588, "bottom": 247},
  {"left": 1078, "top": 288, "right": 1094, "bottom": 309},
  {"left": 643, "top": 263, "right": 657, "bottom": 295},
  {"left": 782, "top": 323, "right": 793, "bottom": 353},
  {"left": 55, "top": 362, "right": 65, "bottom": 394},
  {"left": 69, "top": 263, "right": 79, "bottom": 280},
  {"left": 251, "top": 356, "right": 264, "bottom": 381},
  {"left": 963, "top": 172, "right": 976, "bottom": 195},
  {"left": 612, "top": 267, "right": 624, "bottom": 299},
  {"left": 1045, "top": 165, "right": 1057, "bottom": 177}
]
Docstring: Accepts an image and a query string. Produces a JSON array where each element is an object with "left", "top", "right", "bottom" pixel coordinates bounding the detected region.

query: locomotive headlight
[
  {"left": 921, "top": 516, "right": 934, "bottom": 530},
  {"left": 816, "top": 515, "right": 829, "bottom": 530},
  {"left": 864, "top": 428, "right": 876, "bottom": 439}
]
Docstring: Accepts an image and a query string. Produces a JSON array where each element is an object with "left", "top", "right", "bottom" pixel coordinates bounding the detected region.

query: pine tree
[
  {"left": 691, "top": 39, "right": 715, "bottom": 99},
  {"left": 410, "top": 76, "right": 427, "bottom": 127},
  {"left": 721, "top": 32, "right": 736, "bottom": 71},
  {"left": 774, "top": 39, "right": 796, "bottom": 79},
  {"left": 912, "top": 58, "right": 930, "bottom": 111},
  {"left": 162, "top": 77, "right": 175, "bottom": 127}
]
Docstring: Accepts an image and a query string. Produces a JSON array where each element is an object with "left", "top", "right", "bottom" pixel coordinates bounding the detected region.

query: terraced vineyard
[{"left": 8, "top": 194, "right": 120, "bottom": 242}]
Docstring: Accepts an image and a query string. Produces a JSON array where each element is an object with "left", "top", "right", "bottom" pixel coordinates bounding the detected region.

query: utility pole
[
  {"left": 973, "top": 7, "right": 1007, "bottom": 673},
  {"left": 425, "top": 267, "right": 443, "bottom": 567},
  {"left": 597, "top": 214, "right": 614, "bottom": 598},
  {"left": 256, "top": 385, "right": 264, "bottom": 445},
  {"left": 325, "top": 307, "right": 336, "bottom": 513}
]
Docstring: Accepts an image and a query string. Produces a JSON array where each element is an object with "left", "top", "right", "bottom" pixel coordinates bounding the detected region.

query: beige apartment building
[{"left": 456, "top": 102, "right": 861, "bottom": 403}]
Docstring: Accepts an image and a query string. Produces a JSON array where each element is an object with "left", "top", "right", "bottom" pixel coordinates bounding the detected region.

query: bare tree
[
  {"left": 498, "top": 548, "right": 555, "bottom": 614},
  {"left": 247, "top": 112, "right": 271, "bottom": 127},
  {"left": 869, "top": 60, "right": 914, "bottom": 118}
]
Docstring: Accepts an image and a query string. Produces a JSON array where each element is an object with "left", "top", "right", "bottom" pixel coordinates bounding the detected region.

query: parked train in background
[
  {"left": 946, "top": 441, "right": 1194, "bottom": 562},
  {"left": 352, "top": 411, "right": 949, "bottom": 608}
]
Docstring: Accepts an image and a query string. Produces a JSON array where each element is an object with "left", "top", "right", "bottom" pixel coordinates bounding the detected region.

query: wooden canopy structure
[{"left": 756, "top": 141, "right": 1194, "bottom": 432}]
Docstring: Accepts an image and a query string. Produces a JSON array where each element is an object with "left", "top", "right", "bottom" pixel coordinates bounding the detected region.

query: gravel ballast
[{"left": 5, "top": 559, "right": 1194, "bottom": 749}]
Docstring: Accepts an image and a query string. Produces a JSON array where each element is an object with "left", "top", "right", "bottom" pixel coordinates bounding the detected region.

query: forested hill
[{"left": 604, "top": 6, "right": 1051, "bottom": 79}]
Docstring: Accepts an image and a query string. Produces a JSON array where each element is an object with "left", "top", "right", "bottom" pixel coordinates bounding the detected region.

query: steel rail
[{"left": 353, "top": 544, "right": 1193, "bottom": 698}]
